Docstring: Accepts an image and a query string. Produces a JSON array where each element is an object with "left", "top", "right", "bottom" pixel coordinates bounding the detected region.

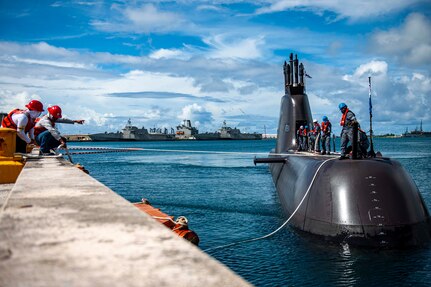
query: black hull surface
[{"left": 269, "top": 154, "right": 431, "bottom": 248}]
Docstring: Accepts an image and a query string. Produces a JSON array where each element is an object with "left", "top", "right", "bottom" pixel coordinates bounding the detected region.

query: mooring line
[
  {"left": 0, "top": 185, "right": 15, "bottom": 225},
  {"left": 69, "top": 150, "right": 141, "bottom": 155},
  {"left": 203, "top": 157, "right": 337, "bottom": 253},
  {"left": 68, "top": 146, "right": 336, "bottom": 158},
  {"left": 68, "top": 147, "right": 142, "bottom": 151}
]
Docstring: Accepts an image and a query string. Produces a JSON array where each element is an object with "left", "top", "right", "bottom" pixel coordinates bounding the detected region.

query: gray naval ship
[
  {"left": 255, "top": 53, "right": 431, "bottom": 248},
  {"left": 175, "top": 120, "right": 199, "bottom": 140},
  {"left": 89, "top": 119, "right": 175, "bottom": 141},
  {"left": 195, "top": 121, "right": 262, "bottom": 140},
  {"left": 402, "top": 120, "right": 431, "bottom": 137}
]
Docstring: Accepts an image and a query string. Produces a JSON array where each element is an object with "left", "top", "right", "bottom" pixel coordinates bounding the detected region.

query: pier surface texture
[{"left": 0, "top": 157, "right": 251, "bottom": 287}]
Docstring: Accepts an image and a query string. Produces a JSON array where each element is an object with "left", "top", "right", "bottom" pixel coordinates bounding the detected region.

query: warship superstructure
[
  {"left": 195, "top": 121, "right": 262, "bottom": 140},
  {"left": 175, "top": 120, "right": 199, "bottom": 140},
  {"left": 402, "top": 121, "right": 431, "bottom": 137},
  {"left": 89, "top": 119, "right": 175, "bottom": 141}
]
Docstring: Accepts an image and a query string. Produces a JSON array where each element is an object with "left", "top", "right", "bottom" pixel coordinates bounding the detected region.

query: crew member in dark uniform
[
  {"left": 339, "top": 103, "right": 357, "bottom": 159},
  {"left": 312, "top": 119, "right": 321, "bottom": 153},
  {"left": 296, "top": 125, "right": 305, "bottom": 151},
  {"left": 303, "top": 125, "right": 309, "bottom": 151},
  {"left": 320, "top": 116, "right": 332, "bottom": 155},
  {"left": 358, "top": 126, "right": 370, "bottom": 158}
]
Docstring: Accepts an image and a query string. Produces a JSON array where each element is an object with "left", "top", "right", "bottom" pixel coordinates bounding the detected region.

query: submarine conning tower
[{"left": 276, "top": 53, "right": 312, "bottom": 153}]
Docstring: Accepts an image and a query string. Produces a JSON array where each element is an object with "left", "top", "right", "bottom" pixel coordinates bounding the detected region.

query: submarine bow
[{"left": 267, "top": 53, "right": 431, "bottom": 248}]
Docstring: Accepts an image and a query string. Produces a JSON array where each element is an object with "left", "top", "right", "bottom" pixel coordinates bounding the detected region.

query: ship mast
[{"left": 368, "top": 77, "right": 375, "bottom": 157}]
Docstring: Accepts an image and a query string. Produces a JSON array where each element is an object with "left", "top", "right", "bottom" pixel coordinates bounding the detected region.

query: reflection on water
[{"left": 71, "top": 138, "right": 431, "bottom": 287}]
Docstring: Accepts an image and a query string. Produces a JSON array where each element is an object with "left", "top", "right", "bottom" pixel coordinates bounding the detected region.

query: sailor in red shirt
[
  {"left": 34, "top": 105, "right": 84, "bottom": 154},
  {"left": 1, "top": 100, "right": 44, "bottom": 153}
]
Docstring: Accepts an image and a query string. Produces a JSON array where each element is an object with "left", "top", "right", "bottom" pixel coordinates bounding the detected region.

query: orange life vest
[
  {"left": 321, "top": 121, "right": 331, "bottom": 133},
  {"left": 1, "top": 109, "right": 34, "bottom": 132},
  {"left": 302, "top": 129, "right": 307, "bottom": 136},
  {"left": 34, "top": 117, "right": 56, "bottom": 137},
  {"left": 340, "top": 108, "right": 350, "bottom": 126}
]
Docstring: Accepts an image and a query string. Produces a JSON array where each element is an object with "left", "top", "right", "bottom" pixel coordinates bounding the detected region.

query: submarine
[{"left": 255, "top": 53, "right": 431, "bottom": 248}]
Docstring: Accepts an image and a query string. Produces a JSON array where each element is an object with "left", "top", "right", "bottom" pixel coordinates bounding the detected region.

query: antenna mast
[{"left": 368, "top": 77, "right": 376, "bottom": 157}]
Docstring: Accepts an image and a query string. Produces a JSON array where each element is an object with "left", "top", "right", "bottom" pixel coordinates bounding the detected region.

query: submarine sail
[{"left": 260, "top": 53, "right": 431, "bottom": 248}]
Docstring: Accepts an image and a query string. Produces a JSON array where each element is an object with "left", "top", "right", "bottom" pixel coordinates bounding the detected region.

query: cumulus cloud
[
  {"left": 291, "top": 58, "right": 431, "bottom": 135},
  {"left": 0, "top": 90, "right": 42, "bottom": 112},
  {"left": 336, "top": 60, "right": 431, "bottom": 133},
  {"left": 369, "top": 13, "right": 431, "bottom": 66},
  {"left": 91, "top": 4, "right": 187, "bottom": 34},
  {"left": 0, "top": 41, "right": 247, "bottom": 132},
  {"left": 149, "top": 48, "right": 189, "bottom": 60},
  {"left": 203, "top": 34, "right": 265, "bottom": 59},
  {"left": 177, "top": 103, "right": 213, "bottom": 127},
  {"left": 255, "top": 0, "right": 426, "bottom": 20},
  {"left": 342, "top": 60, "right": 388, "bottom": 82}
]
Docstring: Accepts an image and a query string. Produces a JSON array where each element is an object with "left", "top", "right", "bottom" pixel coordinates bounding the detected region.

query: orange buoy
[
  {"left": 173, "top": 224, "right": 200, "bottom": 245},
  {"left": 133, "top": 199, "right": 199, "bottom": 245}
]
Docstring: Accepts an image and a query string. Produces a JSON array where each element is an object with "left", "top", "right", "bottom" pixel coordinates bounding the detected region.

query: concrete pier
[{"left": 0, "top": 157, "right": 251, "bottom": 287}]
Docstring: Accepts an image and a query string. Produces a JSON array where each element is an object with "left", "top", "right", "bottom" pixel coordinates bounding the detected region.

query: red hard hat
[
  {"left": 48, "top": 105, "right": 62, "bottom": 119},
  {"left": 25, "top": 100, "right": 44, "bottom": 112}
]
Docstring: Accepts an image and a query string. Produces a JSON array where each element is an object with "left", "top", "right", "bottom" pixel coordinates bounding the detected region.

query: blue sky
[{"left": 1, "top": 0, "right": 430, "bottom": 135}]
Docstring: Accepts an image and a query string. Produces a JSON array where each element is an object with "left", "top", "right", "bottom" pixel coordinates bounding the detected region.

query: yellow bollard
[
  {"left": 0, "top": 128, "right": 24, "bottom": 183},
  {"left": 0, "top": 128, "right": 17, "bottom": 157}
]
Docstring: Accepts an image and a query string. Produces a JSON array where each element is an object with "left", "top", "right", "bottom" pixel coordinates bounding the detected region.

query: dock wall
[{"left": 0, "top": 157, "right": 251, "bottom": 287}]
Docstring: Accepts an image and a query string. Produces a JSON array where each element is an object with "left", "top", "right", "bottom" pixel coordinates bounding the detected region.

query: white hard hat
[
  {"left": 300, "top": 125, "right": 304, "bottom": 129},
  {"left": 313, "top": 119, "right": 318, "bottom": 123}
]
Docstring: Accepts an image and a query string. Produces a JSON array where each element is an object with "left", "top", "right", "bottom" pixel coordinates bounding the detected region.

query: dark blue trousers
[
  {"left": 36, "top": 130, "right": 61, "bottom": 153},
  {"left": 321, "top": 135, "right": 331, "bottom": 153}
]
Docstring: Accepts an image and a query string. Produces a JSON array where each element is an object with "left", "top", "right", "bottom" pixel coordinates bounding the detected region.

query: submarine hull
[
  {"left": 269, "top": 155, "right": 431, "bottom": 248},
  {"left": 265, "top": 53, "right": 431, "bottom": 247}
]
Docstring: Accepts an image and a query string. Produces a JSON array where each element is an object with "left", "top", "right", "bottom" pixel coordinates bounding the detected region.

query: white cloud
[
  {"left": 0, "top": 90, "right": 42, "bottom": 112},
  {"left": 142, "top": 109, "right": 162, "bottom": 120},
  {"left": 335, "top": 60, "right": 431, "bottom": 133},
  {"left": 177, "top": 103, "right": 213, "bottom": 127},
  {"left": 255, "top": 0, "right": 426, "bottom": 20},
  {"left": 196, "top": 5, "right": 225, "bottom": 12},
  {"left": 204, "top": 34, "right": 265, "bottom": 59},
  {"left": 0, "top": 41, "right": 75, "bottom": 59},
  {"left": 68, "top": 106, "right": 110, "bottom": 126},
  {"left": 11, "top": 55, "right": 94, "bottom": 69},
  {"left": 149, "top": 48, "right": 189, "bottom": 60},
  {"left": 342, "top": 60, "right": 388, "bottom": 82},
  {"left": 369, "top": 13, "right": 431, "bottom": 66},
  {"left": 0, "top": 41, "right": 147, "bottom": 69},
  {"left": 106, "top": 70, "right": 199, "bottom": 95},
  {"left": 91, "top": 4, "right": 187, "bottom": 34}
]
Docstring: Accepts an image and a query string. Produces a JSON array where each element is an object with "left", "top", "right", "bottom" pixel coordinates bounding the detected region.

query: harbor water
[{"left": 70, "top": 138, "right": 431, "bottom": 286}]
